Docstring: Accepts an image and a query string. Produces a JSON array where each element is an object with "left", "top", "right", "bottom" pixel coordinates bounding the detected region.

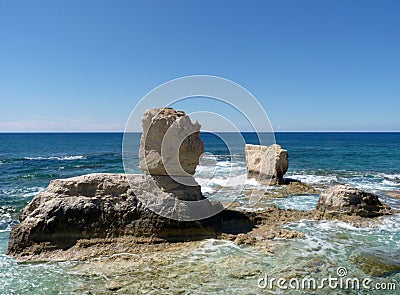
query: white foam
[
  {"left": 195, "top": 239, "right": 240, "bottom": 254},
  {"left": 245, "top": 178, "right": 261, "bottom": 186},
  {"left": 286, "top": 173, "right": 338, "bottom": 185},
  {"left": 380, "top": 173, "right": 400, "bottom": 180},
  {"left": 24, "top": 155, "right": 86, "bottom": 161},
  {"left": 216, "top": 161, "right": 234, "bottom": 167},
  {"left": 382, "top": 179, "right": 400, "bottom": 187},
  {"left": 225, "top": 175, "right": 247, "bottom": 186},
  {"left": 347, "top": 181, "right": 393, "bottom": 192},
  {"left": 0, "top": 187, "right": 45, "bottom": 198},
  {"left": 22, "top": 187, "right": 45, "bottom": 198},
  {"left": 287, "top": 170, "right": 400, "bottom": 192},
  {"left": 379, "top": 215, "right": 400, "bottom": 231},
  {"left": 201, "top": 186, "right": 215, "bottom": 194}
]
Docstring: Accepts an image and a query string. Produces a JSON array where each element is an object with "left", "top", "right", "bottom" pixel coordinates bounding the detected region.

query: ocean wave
[
  {"left": 196, "top": 174, "right": 261, "bottom": 189},
  {"left": 286, "top": 170, "right": 400, "bottom": 192},
  {"left": 0, "top": 212, "right": 19, "bottom": 231},
  {"left": 215, "top": 161, "right": 239, "bottom": 167},
  {"left": 0, "top": 186, "right": 45, "bottom": 199},
  {"left": 285, "top": 173, "right": 338, "bottom": 185},
  {"left": 201, "top": 186, "right": 215, "bottom": 194},
  {"left": 380, "top": 173, "right": 400, "bottom": 181},
  {"left": 24, "top": 155, "right": 86, "bottom": 161},
  {"left": 245, "top": 178, "right": 261, "bottom": 186},
  {"left": 346, "top": 179, "right": 398, "bottom": 192}
]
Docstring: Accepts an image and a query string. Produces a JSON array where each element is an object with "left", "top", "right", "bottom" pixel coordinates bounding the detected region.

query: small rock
[
  {"left": 316, "top": 184, "right": 391, "bottom": 217},
  {"left": 106, "top": 281, "right": 122, "bottom": 291},
  {"left": 234, "top": 234, "right": 257, "bottom": 245},
  {"left": 245, "top": 144, "right": 288, "bottom": 184}
]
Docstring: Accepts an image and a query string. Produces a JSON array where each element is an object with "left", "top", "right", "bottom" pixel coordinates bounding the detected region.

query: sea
[{"left": 0, "top": 132, "right": 399, "bottom": 294}]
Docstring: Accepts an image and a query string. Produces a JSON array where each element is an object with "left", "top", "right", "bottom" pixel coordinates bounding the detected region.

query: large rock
[
  {"left": 139, "top": 108, "right": 204, "bottom": 176},
  {"left": 245, "top": 144, "right": 288, "bottom": 184},
  {"left": 7, "top": 173, "right": 255, "bottom": 260},
  {"left": 7, "top": 176, "right": 391, "bottom": 261},
  {"left": 316, "top": 185, "right": 391, "bottom": 217}
]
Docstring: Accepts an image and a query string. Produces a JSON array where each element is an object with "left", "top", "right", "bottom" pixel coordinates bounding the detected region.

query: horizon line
[{"left": 0, "top": 130, "right": 399, "bottom": 134}]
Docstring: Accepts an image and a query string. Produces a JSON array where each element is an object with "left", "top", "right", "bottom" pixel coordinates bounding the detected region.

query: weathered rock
[
  {"left": 8, "top": 178, "right": 393, "bottom": 261},
  {"left": 245, "top": 144, "right": 288, "bottom": 184},
  {"left": 316, "top": 185, "right": 391, "bottom": 217},
  {"left": 139, "top": 108, "right": 204, "bottom": 176},
  {"left": 6, "top": 173, "right": 256, "bottom": 261}
]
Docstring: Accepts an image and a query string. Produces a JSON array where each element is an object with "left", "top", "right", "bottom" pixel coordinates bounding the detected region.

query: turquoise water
[{"left": 0, "top": 132, "right": 399, "bottom": 294}]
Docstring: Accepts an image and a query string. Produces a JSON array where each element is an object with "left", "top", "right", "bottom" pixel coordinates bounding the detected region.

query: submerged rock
[
  {"left": 245, "top": 144, "right": 288, "bottom": 185},
  {"left": 316, "top": 185, "right": 391, "bottom": 217},
  {"left": 352, "top": 253, "right": 400, "bottom": 277}
]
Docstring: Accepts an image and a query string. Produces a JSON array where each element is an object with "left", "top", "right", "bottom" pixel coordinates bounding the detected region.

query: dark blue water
[
  {"left": 1, "top": 132, "right": 399, "bottom": 220},
  {"left": 0, "top": 132, "right": 399, "bottom": 294}
]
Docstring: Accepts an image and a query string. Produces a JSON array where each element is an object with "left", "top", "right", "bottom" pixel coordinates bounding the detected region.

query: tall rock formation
[
  {"left": 138, "top": 107, "right": 205, "bottom": 201},
  {"left": 139, "top": 108, "right": 204, "bottom": 176}
]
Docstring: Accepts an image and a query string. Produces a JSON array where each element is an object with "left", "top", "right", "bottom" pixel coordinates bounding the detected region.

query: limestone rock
[
  {"left": 245, "top": 144, "right": 288, "bottom": 184},
  {"left": 139, "top": 108, "right": 204, "bottom": 176},
  {"left": 316, "top": 184, "right": 391, "bottom": 217},
  {"left": 8, "top": 175, "right": 389, "bottom": 261},
  {"left": 6, "top": 173, "right": 254, "bottom": 260}
]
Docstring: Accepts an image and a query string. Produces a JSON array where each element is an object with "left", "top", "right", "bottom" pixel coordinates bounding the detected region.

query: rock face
[
  {"left": 245, "top": 144, "right": 288, "bottom": 184},
  {"left": 7, "top": 175, "right": 392, "bottom": 261},
  {"left": 316, "top": 185, "right": 391, "bottom": 217},
  {"left": 139, "top": 108, "right": 204, "bottom": 176},
  {"left": 138, "top": 108, "right": 205, "bottom": 201},
  {"left": 6, "top": 173, "right": 255, "bottom": 260}
]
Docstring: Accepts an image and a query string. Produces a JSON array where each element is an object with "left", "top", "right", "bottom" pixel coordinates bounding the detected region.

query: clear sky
[{"left": 0, "top": 0, "right": 399, "bottom": 132}]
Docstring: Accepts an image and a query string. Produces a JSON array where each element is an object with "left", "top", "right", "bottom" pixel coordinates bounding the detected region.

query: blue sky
[{"left": 0, "top": 0, "right": 399, "bottom": 132}]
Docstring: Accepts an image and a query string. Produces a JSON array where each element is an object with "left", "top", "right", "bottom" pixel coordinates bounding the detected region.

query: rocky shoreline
[
  {"left": 6, "top": 108, "right": 396, "bottom": 262},
  {"left": 7, "top": 173, "right": 394, "bottom": 262}
]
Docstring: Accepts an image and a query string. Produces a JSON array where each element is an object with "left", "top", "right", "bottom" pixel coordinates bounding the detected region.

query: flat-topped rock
[
  {"left": 6, "top": 173, "right": 256, "bottom": 260},
  {"left": 245, "top": 144, "right": 288, "bottom": 184},
  {"left": 139, "top": 108, "right": 204, "bottom": 176},
  {"left": 316, "top": 184, "right": 392, "bottom": 217}
]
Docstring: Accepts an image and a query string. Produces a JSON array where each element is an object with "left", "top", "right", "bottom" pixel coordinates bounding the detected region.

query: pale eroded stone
[
  {"left": 139, "top": 108, "right": 204, "bottom": 176},
  {"left": 245, "top": 144, "right": 288, "bottom": 184}
]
